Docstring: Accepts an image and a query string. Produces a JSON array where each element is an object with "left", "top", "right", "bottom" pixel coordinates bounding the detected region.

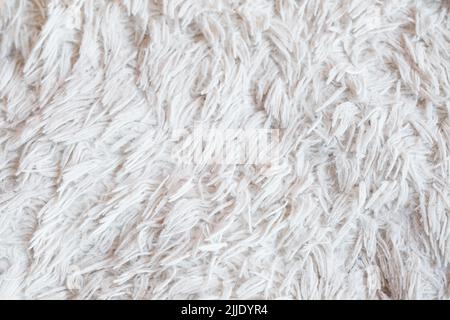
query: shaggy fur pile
[{"left": 0, "top": 0, "right": 449, "bottom": 300}]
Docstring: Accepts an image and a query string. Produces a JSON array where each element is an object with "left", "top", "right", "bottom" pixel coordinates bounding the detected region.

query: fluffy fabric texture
[{"left": 0, "top": 0, "right": 449, "bottom": 300}]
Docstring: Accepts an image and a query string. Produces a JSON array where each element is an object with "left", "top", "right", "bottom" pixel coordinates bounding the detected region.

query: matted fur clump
[{"left": 0, "top": 0, "right": 449, "bottom": 300}]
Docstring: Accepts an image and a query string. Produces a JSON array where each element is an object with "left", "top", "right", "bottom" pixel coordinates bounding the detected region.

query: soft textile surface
[{"left": 0, "top": 0, "right": 449, "bottom": 300}]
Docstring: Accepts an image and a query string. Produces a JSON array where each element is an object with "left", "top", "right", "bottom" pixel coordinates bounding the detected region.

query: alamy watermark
[{"left": 171, "top": 128, "right": 281, "bottom": 165}]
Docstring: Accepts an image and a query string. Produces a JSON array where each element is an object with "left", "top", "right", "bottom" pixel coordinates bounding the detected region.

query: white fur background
[{"left": 0, "top": 0, "right": 449, "bottom": 299}]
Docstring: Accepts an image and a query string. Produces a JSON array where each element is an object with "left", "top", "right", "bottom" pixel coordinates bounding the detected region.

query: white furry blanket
[{"left": 0, "top": 0, "right": 449, "bottom": 300}]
